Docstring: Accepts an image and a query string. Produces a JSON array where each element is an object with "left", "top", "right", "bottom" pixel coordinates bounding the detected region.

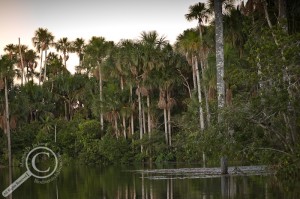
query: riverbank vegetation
[{"left": 0, "top": 0, "right": 299, "bottom": 178}]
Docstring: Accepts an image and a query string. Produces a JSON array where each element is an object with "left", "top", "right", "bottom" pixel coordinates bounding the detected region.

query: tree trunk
[
  {"left": 4, "top": 77, "right": 11, "bottom": 170},
  {"left": 191, "top": 55, "right": 197, "bottom": 90},
  {"left": 98, "top": 63, "right": 104, "bottom": 132},
  {"left": 39, "top": 49, "right": 43, "bottom": 85},
  {"left": 203, "top": 55, "right": 211, "bottom": 126},
  {"left": 115, "top": 117, "right": 119, "bottom": 139},
  {"left": 194, "top": 56, "right": 205, "bottom": 130},
  {"left": 164, "top": 107, "right": 168, "bottom": 145},
  {"left": 215, "top": 0, "right": 225, "bottom": 112},
  {"left": 130, "top": 84, "right": 134, "bottom": 136},
  {"left": 278, "top": 0, "right": 287, "bottom": 30},
  {"left": 121, "top": 76, "right": 127, "bottom": 139},
  {"left": 137, "top": 84, "right": 143, "bottom": 152},
  {"left": 69, "top": 100, "right": 72, "bottom": 120},
  {"left": 221, "top": 157, "right": 228, "bottom": 174},
  {"left": 64, "top": 101, "right": 68, "bottom": 120},
  {"left": 262, "top": 0, "right": 279, "bottom": 45},
  {"left": 44, "top": 49, "right": 48, "bottom": 81},
  {"left": 18, "top": 38, "right": 25, "bottom": 86},
  {"left": 142, "top": 103, "right": 146, "bottom": 136},
  {"left": 122, "top": 116, "right": 127, "bottom": 139},
  {"left": 64, "top": 53, "right": 67, "bottom": 68},
  {"left": 215, "top": 0, "right": 226, "bottom": 166},
  {"left": 262, "top": 0, "right": 273, "bottom": 29},
  {"left": 147, "top": 95, "right": 151, "bottom": 138},
  {"left": 167, "top": 106, "right": 172, "bottom": 146}
]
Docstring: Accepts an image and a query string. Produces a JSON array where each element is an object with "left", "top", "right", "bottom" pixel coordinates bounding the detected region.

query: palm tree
[
  {"left": 84, "top": 37, "right": 114, "bottom": 132},
  {"left": 24, "top": 49, "right": 39, "bottom": 82},
  {"left": 176, "top": 29, "right": 205, "bottom": 130},
  {"left": 0, "top": 55, "right": 15, "bottom": 170},
  {"left": 32, "top": 28, "right": 55, "bottom": 84},
  {"left": 72, "top": 38, "right": 85, "bottom": 73},
  {"left": 185, "top": 2, "right": 209, "bottom": 45},
  {"left": 55, "top": 37, "right": 72, "bottom": 68},
  {"left": 186, "top": 3, "right": 212, "bottom": 127},
  {"left": 140, "top": 31, "right": 167, "bottom": 139},
  {"left": 4, "top": 44, "right": 17, "bottom": 60},
  {"left": 118, "top": 39, "right": 137, "bottom": 137}
]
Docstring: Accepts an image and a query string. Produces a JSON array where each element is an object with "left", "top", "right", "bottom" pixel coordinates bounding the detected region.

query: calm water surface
[{"left": 0, "top": 164, "right": 299, "bottom": 199}]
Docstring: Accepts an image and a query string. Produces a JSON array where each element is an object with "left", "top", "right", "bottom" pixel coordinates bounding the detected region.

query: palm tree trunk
[
  {"left": 167, "top": 91, "right": 172, "bottom": 146},
  {"left": 215, "top": 0, "right": 227, "bottom": 169},
  {"left": 147, "top": 95, "right": 151, "bottom": 138},
  {"left": 137, "top": 84, "right": 143, "bottom": 152},
  {"left": 130, "top": 84, "right": 134, "bottom": 136},
  {"left": 203, "top": 58, "right": 211, "bottom": 126},
  {"left": 164, "top": 107, "right": 168, "bottom": 145},
  {"left": 64, "top": 101, "right": 68, "bottom": 120},
  {"left": 43, "top": 49, "right": 48, "bottom": 81},
  {"left": 39, "top": 49, "right": 43, "bottom": 85},
  {"left": 194, "top": 56, "right": 205, "bottom": 130},
  {"left": 199, "top": 24, "right": 211, "bottom": 126},
  {"left": 192, "top": 55, "right": 197, "bottom": 90},
  {"left": 131, "top": 114, "right": 134, "bottom": 136},
  {"left": 115, "top": 117, "right": 119, "bottom": 139},
  {"left": 214, "top": 0, "right": 225, "bottom": 112},
  {"left": 69, "top": 100, "right": 72, "bottom": 120},
  {"left": 142, "top": 103, "right": 146, "bottom": 136},
  {"left": 18, "top": 38, "right": 25, "bottom": 86},
  {"left": 98, "top": 64, "right": 104, "bottom": 131},
  {"left": 4, "top": 77, "right": 11, "bottom": 169},
  {"left": 64, "top": 53, "right": 67, "bottom": 67},
  {"left": 120, "top": 76, "right": 127, "bottom": 138}
]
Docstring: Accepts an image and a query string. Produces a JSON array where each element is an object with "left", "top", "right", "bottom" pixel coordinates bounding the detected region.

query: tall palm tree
[
  {"left": 55, "top": 37, "right": 72, "bottom": 68},
  {"left": 140, "top": 31, "right": 167, "bottom": 139},
  {"left": 32, "top": 28, "right": 55, "bottom": 84},
  {"left": 0, "top": 55, "right": 15, "bottom": 175},
  {"left": 84, "top": 37, "right": 114, "bottom": 132},
  {"left": 176, "top": 29, "right": 206, "bottom": 130},
  {"left": 118, "top": 39, "right": 137, "bottom": 137},
  {"left": 72, "top": 38, "right": 85, "bottom": 73}
]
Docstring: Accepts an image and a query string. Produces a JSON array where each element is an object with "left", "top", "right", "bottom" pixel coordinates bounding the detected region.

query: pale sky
[{"left": 0, "top": 0, "right": 206, "bottom": 73}]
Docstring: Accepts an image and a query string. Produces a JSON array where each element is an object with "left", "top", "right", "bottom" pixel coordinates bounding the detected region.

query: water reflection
[{"left": 0, "top": 165, "right": 299, "bottom": 199}]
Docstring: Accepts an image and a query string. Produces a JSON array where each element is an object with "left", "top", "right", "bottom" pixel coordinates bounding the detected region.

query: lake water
[{"left": 0, "top": 164, "right": 299, "bottom": 199}]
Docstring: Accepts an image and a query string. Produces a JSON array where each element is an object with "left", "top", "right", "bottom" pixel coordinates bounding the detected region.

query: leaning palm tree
[
  {"left": 32, "top": 28, "right": 55, "bottom": 84},
  {"left": 185, "top": 3, "right": 211, "bottom": 127}
]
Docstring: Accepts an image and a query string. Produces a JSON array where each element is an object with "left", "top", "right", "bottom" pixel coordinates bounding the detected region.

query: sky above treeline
[{"left": 0, "top": 0, "right": 206, "bottom": 72}]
